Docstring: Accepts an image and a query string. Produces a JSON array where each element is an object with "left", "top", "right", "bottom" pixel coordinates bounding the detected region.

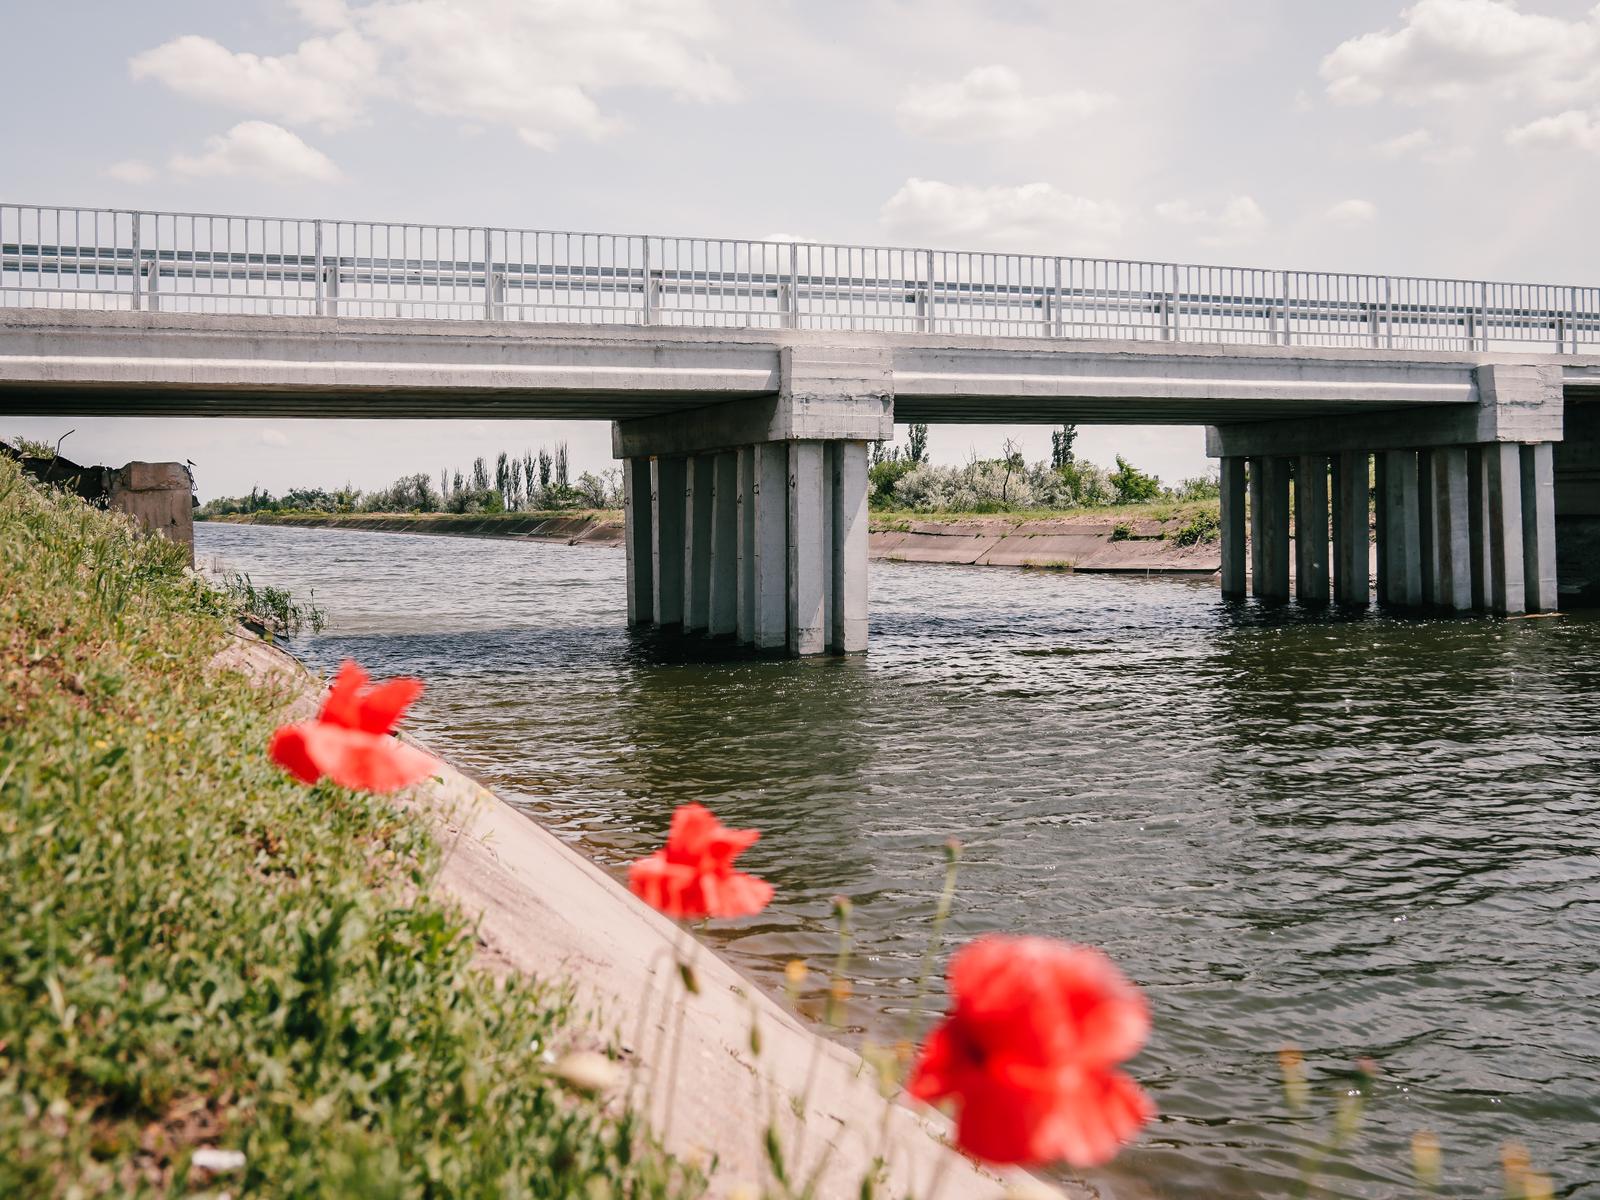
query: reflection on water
[{"left": 197, "top": 522, "right": 1600, "bottom": 1199}]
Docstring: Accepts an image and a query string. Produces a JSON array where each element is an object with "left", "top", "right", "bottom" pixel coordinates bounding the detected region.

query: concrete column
[
  {"left": 1381, "top": 450, "right": 1423, "bottom": 607},
  {"left": 683, "top": 454, "right": 714, "bottom": 631},
  {"left": 1333, "top": 451, "right": 1369, "bottom": 607},
  {"left": 1416, "top": 449, "right": 1437, "bottom": 608},
  {"left": 1220, "top": 457, "right": 1247, "bottom": 599},
  {"left": 1467, "top": 447, "right": 1490, "bottom": 611},
  {"left": 1294, "top": 454, "right": 1330, "bottom": 604},
  {"left": 735, "top": 446, "right": 756, "bottom": 643},
  {"left": 622, "top": 456, "right": 654, "bottom": 625},
  {"left": 1374, "top": 453, "right": 1390, "bottom": 607},
  {"left": 1247, "top": 457, "right": 1265, "bottom": 597},
  {"left": 1433, "top": 446, "right": 1472, "bottom": 612},
  {"left": 829, "top": 440, "right": 869, "bottom": 652},
  {"left": 708, "top": 451, "right": 738, "bottom": 637},
  {"left": 651, "top": 456, "right": 686, "bottom": 627},
  {"left": 752, "top": 442, "right": 789, "bottom": 650},
  {"left": 1521, "top": 442, "right": 1558, "bottom": 612},
  {"left": 1256, "top": 457, "right": 1291, "bottom": 601},
  {"left": 1485, "top": 443, "right": 1526, "bottom": 615},
  {"left": 787, "top": 441, "right": 827, "bottom": 655}
]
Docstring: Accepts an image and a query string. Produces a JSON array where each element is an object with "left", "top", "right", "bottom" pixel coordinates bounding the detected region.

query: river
[{"left": 196, "top": 521, "right": 1600, "bottom": 1199}]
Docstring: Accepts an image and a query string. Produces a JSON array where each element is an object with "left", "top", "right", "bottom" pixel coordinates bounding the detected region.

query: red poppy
[
  {"left": 269, "top": 661, "right": 439, "bottom": 793},
  {"left": 907, "top": 935, "right": 1153, "bottom": 1167},
  {"left": 627, "top": 803, "right": 774, "bottom": 920}
]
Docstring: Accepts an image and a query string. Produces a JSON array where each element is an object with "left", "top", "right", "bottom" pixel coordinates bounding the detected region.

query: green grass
[
  {"left": 0, "top": 457, "right": 698, "bottom": 1198},
  {"left": 202, "top": 510, "right": 623, "bottom": 524},
  {"left": 868, "top": 498, "right": 1220, "bottom": 527}
]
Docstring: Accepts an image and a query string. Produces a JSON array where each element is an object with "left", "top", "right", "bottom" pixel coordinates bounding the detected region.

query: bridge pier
[{"left": 1209, "top": 363, "right": 1565, "bottom": 615}]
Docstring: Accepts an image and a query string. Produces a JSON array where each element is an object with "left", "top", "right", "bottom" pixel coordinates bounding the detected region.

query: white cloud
[
  {"left": 1324, "top": 198, "right": 1379, "bottom": 226},
  {"left": 879, "top": 178, "right": 1123, "bottom": 252},
  {"left": 131, "top": 0, "right": 737, "bottom": 152},
  {"left": 105, "top": 160, "right": 155, "bottom": 184},
  {"left": 1507, "top": 108, "right": 1600, "bottom": 152},
  {"left": 1375, "top": 127, "right": 1434, "bottom": 157},
  {"left": 260, "top": 428, "right": 290, "bottom": 447},
  {"left": 1321, "top": 0, "right": 1600, "bottom": 107},
  {"left": 170, "top": 122, "right": 342, "bottom": 183},
  {"left": 896, "top": 65, "right": 1113, "bottom": 142},
  {"left": 130, "top": 30, "right": 379, "bottom": 129},
  {"left": 1154, "top": 195, "right": 1267, "bottom": 246}
]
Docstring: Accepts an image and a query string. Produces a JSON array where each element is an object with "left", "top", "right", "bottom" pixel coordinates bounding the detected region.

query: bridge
[{"left": 3, "top": 202, "right": 1596, "bottom": 652}]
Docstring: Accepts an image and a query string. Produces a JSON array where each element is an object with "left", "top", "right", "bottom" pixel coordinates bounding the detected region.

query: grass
[
  {"left": 202, "top": 509, "right": 623, "bottom": 524},
  {"left": 868, "top": 498, "right": 1219, "bottom": 527},
  {"left": 0, "top": 456, "right": 699, "bottom": 1199}
]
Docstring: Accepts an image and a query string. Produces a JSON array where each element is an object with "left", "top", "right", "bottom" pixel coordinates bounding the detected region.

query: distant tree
[
  {"left": 471, "top": 456, "right": 491, "bottom": 493},
  {"left": 1109, "top": 455, "right": 1162, "bottom": 504},
  {"left": 452, "top": 470, "right": 465, "bottom": 497},
  {"left": 495, "top": 452, "right": 510, "bottom": 497},
  {"left": 1051, "top": 425, "right": 1078, "bottom": 470},
  {"left": 1000, "top": 437, "right": 1025, "bottom": 504},
  {"left": 554, "top": 443, "right": 570, "bottom": 489},
  {"left": 538, "top": 448, "right": 553, "bottom": 492},
  {"left": 907, "top": 423, "right": 930, "bottom": 465},
  {"left": 439, "top": 467, "right": 450, "bottom": 501},
  {"left": 522, "top": 451, "right": 537, "bottom": 507}
]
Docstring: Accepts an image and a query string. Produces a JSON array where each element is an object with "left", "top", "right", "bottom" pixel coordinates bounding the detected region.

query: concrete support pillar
[
  {"left": 1333, "top": 451, "right": 1369, "bottom": 607},
  {"left": 1485, "top": 443, "right": 1526, "bottom": 615},
  {"left": 752, "top": 442, "right": 789, "bottom": 651},
  {"left": 787, "top": 441, "right": 827, "bottom": 655},
  {"left": 829, "top": 441, "right": 869, "bottom": 652},
  {"left": 1521, "top": 442, "right": 1558, "bottom": 612},
  {"left": 1433, "top": 446, "right": 1472, "bottom": 612},
  {"left": 623, "top": 457, "right": 654, "bottom": 625},
  {"left": 650, "top": 456, "right": 686, "bottom": 627},
  {"left": 1380, "top": 450, "right": 1423, "bottom": 607},
  {"left": 683, "top": 454, "right": 714, "bottom": 631},
  {"left": 1374, "top": 453, "right": 1390, "bottom": 607},
  {"left": 1467, "top": 447, "right": 1491, "bottom": 612},
  {"left": 1220, "top": 457, "right": 1247, "bottom": 599},
  {"left": 1294, "top": 454, "right": 1330, "bottom": 604},
  {"left": 708, "top": 451, "right": 738, "bottom": 636},
  {"left": 1253, "top": 457, "right": 1291, "bottom": 601},
  {"left": 735, "top": 447, "right": 756, "bottom": 643},
  {"left": 1416, "top": 449, "right": 1437, "bottom": 608}
]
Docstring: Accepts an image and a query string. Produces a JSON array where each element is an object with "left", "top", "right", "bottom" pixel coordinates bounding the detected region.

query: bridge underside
[{"left": 3, "top": 309, "right": 1596, "bottom": 651}]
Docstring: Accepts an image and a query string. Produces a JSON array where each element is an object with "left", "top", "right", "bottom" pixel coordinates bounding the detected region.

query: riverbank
[
  {"left": 4, "top": 461, "right": 1028, "bottom": 1199},
  {"left": 204, "top": 502, "right": 1223, "bottom": 575}
]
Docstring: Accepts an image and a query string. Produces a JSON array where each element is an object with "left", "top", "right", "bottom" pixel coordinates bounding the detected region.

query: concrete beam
[
  {"left": 1521, "top": 442, "right": 1558, "bottom": 611},
  {"left": 1433, "top": 446, "right": 1472, "bottom": 611},
  {"left": 1486, "top": 443, "right": 1526, "bottom": 615},
  {"left": 684, "top": 455, "right": 714, "bottom": 631},
  {"left": 1295, "top": 455, "right": 1330, "bottom": 604},
  {"left": 1333, "top": 451, "right": 1370, "bottom": 606},
  {"left": 623, "top": 457, "right": 653, "bottom": 625},
  {"left": 787, "top": 442, "right": 827, "bottom": 655},
  {"left": 651, "top": 456, "right": 686, "bottom": 627},
  {"left": 1220, "top": 457, "right": 1247, "bottom": 599},
  {"left": 708, "top": 451, "right": 738, "bottom": 636},
  {"left": 752, "top": 443, "right": 788, "bottom": 651},
  {"left": 736, "top": 447, "right": 755, "bottom": 643},
  {"left": 829, "top": 442, "right": 869, "bottom": 652},
  {"left": 1254, "top": 457, "right": 1291, "bottom": 601},
  {"left": 1381, "top": 450, "right": 1423, "bottom": 608}
]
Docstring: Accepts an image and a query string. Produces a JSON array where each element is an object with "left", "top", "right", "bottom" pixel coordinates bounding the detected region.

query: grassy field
[{"left": 0, "top": 456, "right": 697, "bottom": 1198}]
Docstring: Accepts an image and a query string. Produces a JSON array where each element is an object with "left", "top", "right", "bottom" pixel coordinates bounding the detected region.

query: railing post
[
  {"left": 1383, "top": 276, "right": 1393, "bottom": 349},
  {"left": 1278, "top": 270, "right": 1290, "bottom": 346},
  {"left": 313, "top": 219, "right": 325, "bottom": 317},
  {"left": 481, "top": 227, "right": 494, "bottom": 320},
  {"left": 786, "top": 241, "right": 800, "bottom": 330},
  {"left": 144, "top": 259, "right": 159, "bottom": 312},
  {"left": 920, "top": 249, "right": 933, "bottom": 333},
  {"left": 641, "top": 237, "right": 655, "bottom": 325},
  {"left": 1162, "top": 263, "right": 1177, "bottom": 340},
  {"left": 1477, "top": 281, "right": 1488, "bottom": 351},
  {"left": 130, "top": 216, "right": 143, "bottom": 311},
  {"left": 1051, "top": 257, "right": 1065, "bottom": 337}
]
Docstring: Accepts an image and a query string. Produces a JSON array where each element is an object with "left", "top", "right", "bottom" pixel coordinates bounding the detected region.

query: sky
[{"left": 6, "top": 0, "right": 1600, "bottom": 499}]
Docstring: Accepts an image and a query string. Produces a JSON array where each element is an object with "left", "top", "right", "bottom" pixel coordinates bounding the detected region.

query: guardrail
[{"left": 3, "top": 202, "right": 1596, "bottom": 352}]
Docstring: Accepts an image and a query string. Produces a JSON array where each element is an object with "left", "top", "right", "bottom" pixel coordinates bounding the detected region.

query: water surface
[{"left": 197, "top": 522, "right": 1600, "bottom": 1199}]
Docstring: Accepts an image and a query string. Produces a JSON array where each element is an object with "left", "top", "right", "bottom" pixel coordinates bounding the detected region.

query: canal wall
[
  {"left": 222, "top": 631, "right": 1040, "bottom": 1199},
  {"left": 204, "top": 509, "right": 1223, "bottom": 574}
]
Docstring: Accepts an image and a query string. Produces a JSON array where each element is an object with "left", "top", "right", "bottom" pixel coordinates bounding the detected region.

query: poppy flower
[
  {"left": 627, "top": 803, "right": 774, "bottom": 920},
  {"left": 269, "top": 660, "right": 438, "bottom": 793},
  {"left": 907, "top": 935, "right": 1153, "bottom": 1167}
]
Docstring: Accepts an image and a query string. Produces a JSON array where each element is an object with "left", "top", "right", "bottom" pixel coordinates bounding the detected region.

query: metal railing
[{"left": 3, "top": 201, "right": 1596, "bottom": 353}]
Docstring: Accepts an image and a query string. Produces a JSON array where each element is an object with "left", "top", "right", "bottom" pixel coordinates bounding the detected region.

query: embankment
[
  {"left": 207, "top": 508, "right": 1223, "bottom": 575},
  {"left": 11, "top": 464, "right": 1036, "bottom": 1199}
]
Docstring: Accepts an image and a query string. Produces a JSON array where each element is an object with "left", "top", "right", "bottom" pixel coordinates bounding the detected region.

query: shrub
[{"left": 1110, "top": 456, "right": 1162, "bottom": 504}]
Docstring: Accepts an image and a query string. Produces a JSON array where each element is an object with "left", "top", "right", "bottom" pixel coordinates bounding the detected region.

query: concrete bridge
[{"left": 3, "top": 202, "right": 1597, "bottom": 653}]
